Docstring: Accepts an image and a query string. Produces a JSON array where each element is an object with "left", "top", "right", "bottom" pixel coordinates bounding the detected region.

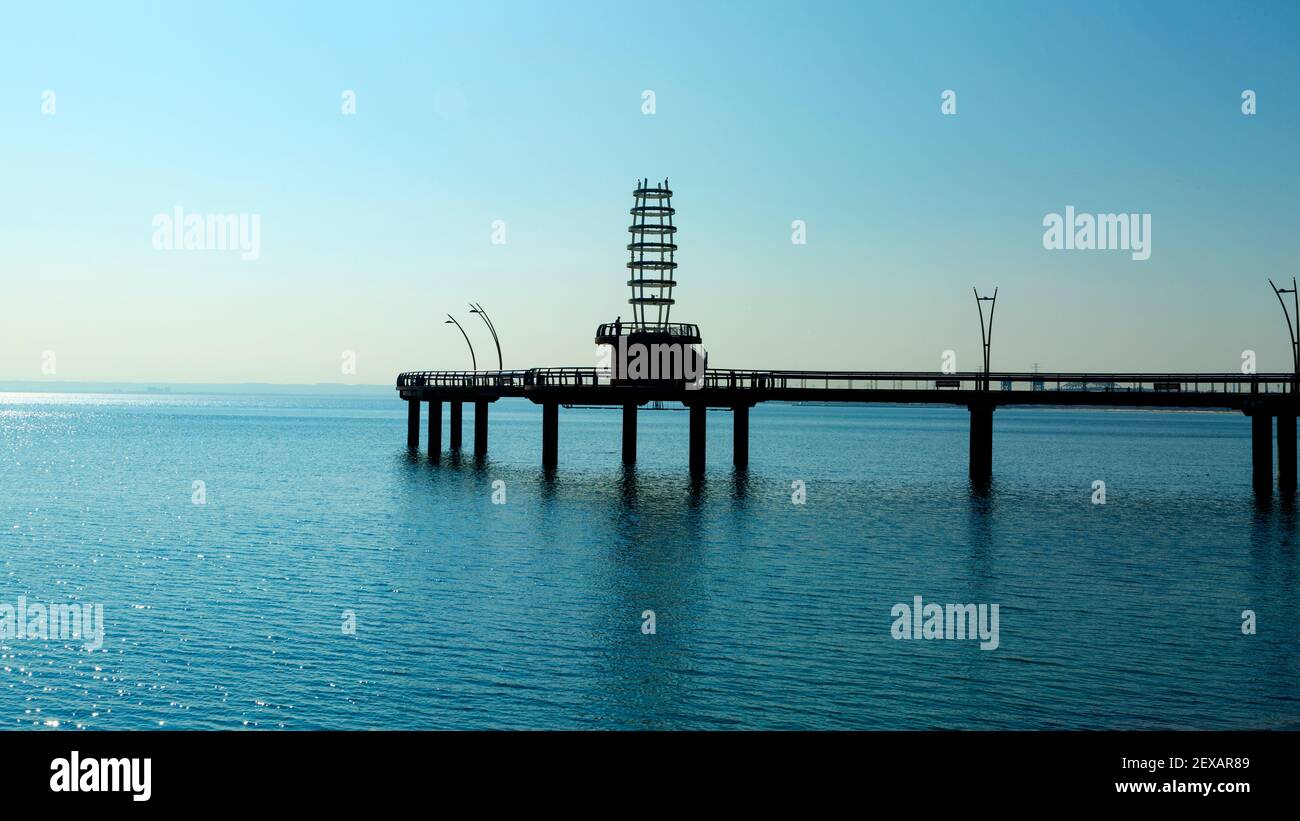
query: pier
[
  {"left": 397, "top": 179, "right": 1300, "bottom": 494},
  {"left": 398, "top": 369, "right": 1300, "bottom": 492}
]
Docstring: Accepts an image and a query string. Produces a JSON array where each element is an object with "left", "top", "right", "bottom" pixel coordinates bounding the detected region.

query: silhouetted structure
[
  {"left": 400, "top": 369, "right": 1300, "bottom": 491},
  {"left": 594, "top": 179, "right": 703, "bottom": 389},
  {"left": 399, "top": 182, "right": 1300, "bottom": 495},
  {"left": 469, "top": 303, "right": 502, "bottom": 370}
]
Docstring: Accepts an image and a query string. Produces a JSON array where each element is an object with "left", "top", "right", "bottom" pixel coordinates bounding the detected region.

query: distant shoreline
[{"left": 0, "top": 381, "right": 393, "bottom": 397}]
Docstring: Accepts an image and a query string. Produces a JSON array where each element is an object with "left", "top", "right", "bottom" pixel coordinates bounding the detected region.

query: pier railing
[
  {"left": 399, "top": 368, "right": 1297, "bottom": 394},
  {"left": 397, "top": 368, "right": 610, "bottom": 388},
  {"left": 397, "top": 370, "right": 532, "bottom": 388},
  {"left": 699, "top": 370, "right": 1296, "bottom": 393}
]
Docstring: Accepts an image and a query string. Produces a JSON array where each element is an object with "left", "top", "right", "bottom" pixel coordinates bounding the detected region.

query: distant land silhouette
[{"left": 0, "top": 381, "right": 395, "bottom": 397}]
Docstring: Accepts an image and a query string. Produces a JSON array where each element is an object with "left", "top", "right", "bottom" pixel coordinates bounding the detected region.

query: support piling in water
[
  {"left": 542, "top": 402, "right": 558, "bottom": 468},
  {"left": 428, "top": 400, "right": 441, "bottom": 460},
  {"left": 406, "top": 399, "right": 420, "bottom": 449},
  {"left": 622, "top": 403, "right": 637, "bottom": 464},
  {"left": 1252, "top": 412, "right": 1274, "bottom": 495},
  {"left": 450, "top": 401, "right": 462, "bottom": 450},
  {"left": 968, "top": 403, "right": 993, "bottom": 480},
  {"left": 689, "top": 403, "right": 707, "bottom": 475},
  {"left": 732, "top": 404, "right": 749, "bottom": 469},
  {"left": 1279, "top": 413, "right": 1296, "bottom": 492},
  {"left": 474, "top": 400, "right": 488, "bottom": 456}
]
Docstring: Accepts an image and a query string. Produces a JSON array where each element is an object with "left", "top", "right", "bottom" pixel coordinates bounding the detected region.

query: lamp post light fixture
[
  {"left": 1269, "top": 277, "right": 1299, "bottom": 393},
  {"left": 445, "top": 314, "right": 476, "bottom": 371},
  {"left": 974, "top": 287, "right": 998, "bottom": 391},
  {"left": 469, "top": 303, "right": 503, "bottom": 370}
]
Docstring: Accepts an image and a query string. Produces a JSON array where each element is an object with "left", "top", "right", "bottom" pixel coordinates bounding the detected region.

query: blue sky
[{"left": 2, "top": 1, "right": 1298, "bottom": 383}]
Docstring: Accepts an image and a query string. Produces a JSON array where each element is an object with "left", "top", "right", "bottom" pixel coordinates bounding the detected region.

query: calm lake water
[{"left": 0, "top": 391, "right": 1296, "bottom": 729}]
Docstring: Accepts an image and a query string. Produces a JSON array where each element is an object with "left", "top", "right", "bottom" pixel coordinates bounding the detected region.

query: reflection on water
[
  {"left": 1, "top": 394, "right": 1298, "bottom": 729},
  {"left": 966, "top": 481, "right": 997, "bottom": 598},
  {"left": 728, "top": 468, "right": 751, "bottom": 504}
]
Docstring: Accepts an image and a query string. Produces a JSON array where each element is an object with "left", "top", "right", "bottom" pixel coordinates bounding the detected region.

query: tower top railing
[{"left": 594, "top": 321, "right": 701, "bottom": 339}]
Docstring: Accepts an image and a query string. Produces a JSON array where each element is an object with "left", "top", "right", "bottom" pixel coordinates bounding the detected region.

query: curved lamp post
[
  {"left": 1269, "top": 277, "right": 1299, "bottom": 393},
  {"left": 469, "top": 303, "right": 503, "bottom": 370},
  {"left": 445, "top": 314, "right": 476, "bottom": 371},
  {"left": 974, "top": 287, "right": 997, "bottom": 390}
]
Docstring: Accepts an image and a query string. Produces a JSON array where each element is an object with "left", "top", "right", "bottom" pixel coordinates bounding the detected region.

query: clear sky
[{"left": 3, "top": 1, "right": 1298, "bottom": 383}]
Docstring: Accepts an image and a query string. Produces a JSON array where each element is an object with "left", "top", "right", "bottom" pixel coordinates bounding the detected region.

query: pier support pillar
[
  {"left": 733, "top": 405, "right": 749, "bottom": 469},
  {"left": 1279, "top": 414, "right": 1296, "bottom": 493},
  {"left": 427, "top": 400, "right": 442, "bottom": 460},
  {"left": 406, "top": 399, "right": 420, "bottom": 449},
  {"left": 474, "top": 400, "right": 488, "bottom": 456},
  {"left": 542, "top": 402, "right": 558, "bottom": 468},
  {"left": 450, "top": 401, "right": 462, "bottom": 450},
  {"left": 1253, "top": 412, "right": 1274, "bottom": 495},
  {"left": 622, "top": 403, "right": 637, "bottom": 464},
  {"left": 968, "top": 404, "right": 993, "bottom": 481},
  {"left": 689, "top": 403, "right": 707, "bottom": 476}
]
